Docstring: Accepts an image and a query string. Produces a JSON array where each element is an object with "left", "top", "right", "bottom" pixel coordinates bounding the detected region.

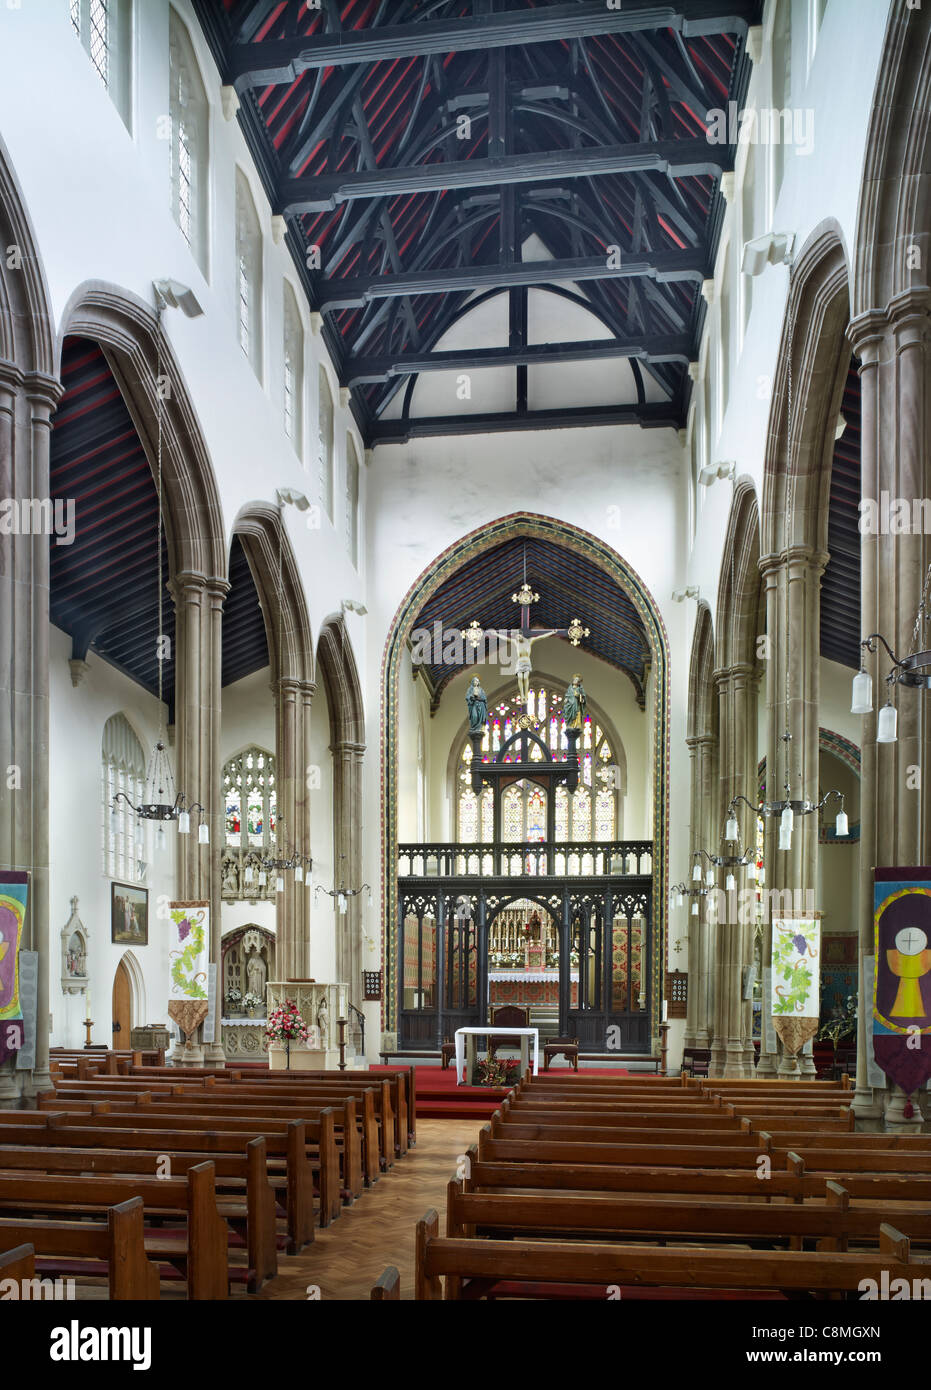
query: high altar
[
  {"left": 489, "top": 907, "right": 580, "bottom": 1009},
  {"left": 265, "top": 980, "right": 349, "bottom": 1070}
]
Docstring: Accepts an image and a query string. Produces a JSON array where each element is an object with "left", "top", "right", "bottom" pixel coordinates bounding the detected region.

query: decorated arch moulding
[
  {"left": 757, "top": 728, "right": 860, "bottom": 843},
  {"left": 317, "top": 616, "right": 365, "bottom": 748},
  {"left": 0, "top": 132, "right": 56, "bottom": 379},
  {"left": 233, "top": 503, "right": 315, "bottom": 685},
  {"left": 760, "top": 221, "right": 851, "bottom": 561},
  {"left": 57, "top": 281, "right": 226, "bottom": 584},
  {"left": 379, "top": 511, "right": 670, "bottom": 1035}
]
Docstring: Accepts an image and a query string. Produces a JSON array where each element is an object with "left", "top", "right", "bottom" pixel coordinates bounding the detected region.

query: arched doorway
[{"left": 111, "top": 958, "right": 133, "bottom": 1044}]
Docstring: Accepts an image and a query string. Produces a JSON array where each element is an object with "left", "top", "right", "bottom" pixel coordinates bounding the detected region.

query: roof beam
[
  {"left": 318, "top": 250, "right": 706, "bottom": 311},
  {"left": 228, "top": 2, "right": 755, "bottom": 89},
  {"left": 369, "top": 400, "right": 681, "bottom": 443},
  {"left": 344, "top": 333, "right": 693, "bottom": 386},
  {"left": 280, "top": 138, "right": 730, "bottom": 213}
]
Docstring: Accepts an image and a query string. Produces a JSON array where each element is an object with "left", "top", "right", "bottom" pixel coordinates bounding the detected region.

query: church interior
[{"left": 0, "top": 0, "right": 930, "bottom": 1339}]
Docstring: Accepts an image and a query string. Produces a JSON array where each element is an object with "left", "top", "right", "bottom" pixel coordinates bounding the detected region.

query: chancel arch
[{"left": 386, "top": 513, "right": 667, "bottom": 1054}]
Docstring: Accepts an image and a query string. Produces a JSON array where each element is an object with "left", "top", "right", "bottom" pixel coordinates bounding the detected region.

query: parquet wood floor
[{"left": 249, "top": 1118, "right": 484, "bottom": 1302}]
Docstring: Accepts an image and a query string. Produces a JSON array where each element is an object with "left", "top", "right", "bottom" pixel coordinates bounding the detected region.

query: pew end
[
  {"left": 0, "top": 1242, "right": 35, "bottom": 1294},
  {"left": 415, "top": 1209, "right": 441, "bottom": 1301},
  {"left": 371, "top": 1266, "right": 400, "bottom": 1300}
]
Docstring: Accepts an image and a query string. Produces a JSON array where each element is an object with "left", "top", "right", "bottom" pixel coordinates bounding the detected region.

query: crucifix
[{"left": 484, "top": 580, "right": 590, "bottom": 711}]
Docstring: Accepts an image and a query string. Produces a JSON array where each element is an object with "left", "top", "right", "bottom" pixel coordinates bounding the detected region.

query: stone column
[
  {"left": 711, "top": 662, "right": 758, "bottom": 1078},
  {"left": 277, "top": 678, "right": 314, "bottom": 982},
  {"left": 849, "top": 289, "right": 931, "bottom": 1126},
  {"left": 172, "top": 570, "right": 228, "bottom": 1064},
  {"left": 0, "top": 363, "right": 62, "bottom": 1103},
  {"left": 333, "top": 739, "right": 365, "bottom": 1026},
  {"left": 684, "top": 733, "right": 716, "bottom": 1049}
]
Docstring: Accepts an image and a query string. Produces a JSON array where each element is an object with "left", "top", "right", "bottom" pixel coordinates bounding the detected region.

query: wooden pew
[
  {"left": 35, "top": 1100, "right": 341, "bottom": 1228},
  {"left": 0, "top": 1114, "right": 316, "bottom": 1254},
  {"left": 0, "top": 1242, "right": 35, "bottom": 1295},
  {"left": 0, "top": 1163, "right": 228, "bottom": 1299},
  {"left": 370, "top": 1265, "right": 401, "bottom": 1300},
  {"left": 444, "top": 1176, "right": 931, "bottom": 1251},
  {"left": 0, "top": 1137, "right": 277, "bottom": 1293},
  {"left": 50, "top": 1076, "right": 385, "bottom": 1188},
  {"left": 412, "top": 1209, "right": 916, "bottom": 1300},
  {"left": 0, "top": 1197, "right": 160, "bottom": 1299},
  {"left": 477, "top": 1127, "right": 765, "bottom": 1169}
]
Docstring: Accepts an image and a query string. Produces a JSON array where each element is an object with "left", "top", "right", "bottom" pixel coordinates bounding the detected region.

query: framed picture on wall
[{"left": 111, "top": 882, "right": 148, "bottom": 946}]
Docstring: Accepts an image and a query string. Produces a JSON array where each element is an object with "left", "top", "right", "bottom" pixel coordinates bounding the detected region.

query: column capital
[
  {"left": 25, "top": 371, "right": 65, "bottom": 414},
  {"left": 849, "top": 286, "right": 931, "bottom": 358},
  {"left": 685, "top": 734, "right": 717, "bottom": 751},
  {"left": 759, "top": 545, "right": 829, "bottom": 578},
  {"left": 332, "top": 739, "right": 366, "bottom": 758},
  {"left": 713, "top": 660, "right": 756, "bottom": 687}
]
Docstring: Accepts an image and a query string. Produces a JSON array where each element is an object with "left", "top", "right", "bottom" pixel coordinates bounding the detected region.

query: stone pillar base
[
  {"left": 777, "top": 1054, "right": 801, "bottom": 1078},
  {"left": 883, "top": 1089, "right": 925, "bottom": 1132},
  {"left": 204, "top": 1041, "right": 226, "bottom": 1065},
  {"left": 851, "top": 1085, "right": 885, "bottom": 1122},
  {"left": 755, "top": 1048, "right": 779, "bottom": 1077}
]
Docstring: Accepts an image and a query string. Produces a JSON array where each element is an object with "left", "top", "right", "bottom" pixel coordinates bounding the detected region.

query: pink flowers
[{"left": 265, "top": 998, "right": 311, "bottom": 1046}]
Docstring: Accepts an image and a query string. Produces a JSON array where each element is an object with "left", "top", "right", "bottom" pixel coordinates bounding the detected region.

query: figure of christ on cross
[{"left": 488, "top": 605, "right": 579, "bottom": 711}]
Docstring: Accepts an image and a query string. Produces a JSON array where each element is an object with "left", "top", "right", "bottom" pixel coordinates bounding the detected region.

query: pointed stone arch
[
  {"left": 685, "top": 601, "right": 718, "bottom": 1051},
  {"left": 716, "top": 481, "right": 762, "bottom": 674},
  {"left": 0, "top": 135, "right": 59, "bottom": 1099},
  {"left": 232, "top": 504, "right": 314, "bottom": 980},
  {"left": 381, "top": 511, "right": 669, "bottom": 1039},
  {"left": 317, "top": 617, "right": 366, "bottom": 999}
]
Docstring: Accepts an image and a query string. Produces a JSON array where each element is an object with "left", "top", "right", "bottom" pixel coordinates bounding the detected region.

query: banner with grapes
[{"left": 167, "top": 901, "right": 209, "bottom": 1001}]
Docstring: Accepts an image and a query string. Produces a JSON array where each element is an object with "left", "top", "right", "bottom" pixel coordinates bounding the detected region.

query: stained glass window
[
  {"left": 455, "top": 683, "right": 619, "bottom": 853},
  {"left": 101, "top": 713, "right": 146, "bottom": 883},
  {"left": 223, "top": 747, "right": 276, "bottom": 851}
]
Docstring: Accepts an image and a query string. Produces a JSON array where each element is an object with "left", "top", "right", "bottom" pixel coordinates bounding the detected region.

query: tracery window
[
  {"left": 102, "top": 713, "right": 146, "bottom": 883},
  {"left": 456, "top": 684, "right": 620, "bottom": 843},
  {"left": 224, "top": 747, "right": 277, "bottom": 852},
  {"left": 318, "top": 367, "right": 335, "bottom": 520},
  {"left": 236, "top": 169, "right": 263, "bottom": 378},
  {"left": 169, "top": 9, "right": 208, "bottom": 271},
  {"left": 283, "top": 281, "right": 304, "bottom": 453},
  {"left": 71, "top": 0, "right": 131, "bottom": 128}
]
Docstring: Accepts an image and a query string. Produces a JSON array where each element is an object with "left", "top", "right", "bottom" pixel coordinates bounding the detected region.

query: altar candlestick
[{"left": 662, "top": 999, "right": 668, "bottom": 1023}]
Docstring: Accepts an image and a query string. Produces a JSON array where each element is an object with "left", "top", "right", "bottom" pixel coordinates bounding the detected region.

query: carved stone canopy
[{"left": 60, "top": 895, "right": 89, "bottom": 996}]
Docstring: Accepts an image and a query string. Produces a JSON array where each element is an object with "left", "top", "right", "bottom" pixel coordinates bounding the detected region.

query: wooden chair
[
  {"left": 681, "top": 1046, "right": 711, "bottom": 1077},
  {"left": 543, "top": 1037, "right": 579, "bottom": 1071},
  {"left": 441, "top": 1040, "right": 456, "bottom": 1071},
  {"left": 488, "top": 1006, "right": 529, "bottom": 1057}
]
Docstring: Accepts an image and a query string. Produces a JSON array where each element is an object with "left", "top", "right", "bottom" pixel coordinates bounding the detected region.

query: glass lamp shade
[
  {"left": 835, "top": 810, "right": 849, "bottom": 837},
  {"left": 198, "top": 821, "right": 209, "bottom": 845},
  {"left": 258, "top": 869, "right": 267, "bottom": 888},
  {"left": 692, "top": 862, "right": 702, "bottom": 883},
  {"left": 781, "top": 804, "right": 794, "bottom": 834},
  {"left": 691, "top": 901, "right": 699, "bottom": 916},
  {"left": 758, "top": 864, "right": 765, "bottom": 886},
  {"left": 244, "top": 865, "right": 254, "bottom": 885},
  {"left": 724, "top": 814, "right": 738, "bottom": 842},
  {"left": 177, "top": 810, "right": 191, "bottom": 835},
  {"left": 676, "top": 891, "right": 685, "bottom": 908},
  {"left": 338, "top": 893, "right": 347, "bottom": 915},
  {"left": 725, "top": 872, "right": 736, "bottom": 891},
  {"left": 851, "top": 668, "right": 872, "bottom": 715},
  {"left": 778, "top": 821, "right": 792, "bottom": 852},
  {"left": 294, "top": 864, "right": 304, "bottom": 884},
  {"left": 747, "top": 860, "right": 757, "bottom": 882},
  {"left": 877, "top": 701, "right": 898, "bottom": 744},
  {"left": 276, "top": 876, "right": 284, "bottom": 894},
  {"left": 705, "top": 868, "right": 714, "bottom": 888}
]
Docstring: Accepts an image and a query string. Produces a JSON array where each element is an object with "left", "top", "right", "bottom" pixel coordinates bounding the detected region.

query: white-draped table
[{"left": 454, "top": 1025, "right": 540, "bottom": 1086}]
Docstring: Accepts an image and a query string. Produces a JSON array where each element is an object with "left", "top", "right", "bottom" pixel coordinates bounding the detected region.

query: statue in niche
[
  {"left": 316, "top": 994, "right": 329, "bottom": 1046},
  {"left": 246, "top": 947, "right": 266, "bottom": 1002},
  {"left": 66, "top": 933, "right": 86, "bottom": 977},
  {"left": 466, "top": 676, "right": 487, "bottom": 732},
  {"left": 222, "top": 854, "right": 241, "bottom": 899},
  {"left": 563, "top": 674, "right": 587, "bottom": 731}
]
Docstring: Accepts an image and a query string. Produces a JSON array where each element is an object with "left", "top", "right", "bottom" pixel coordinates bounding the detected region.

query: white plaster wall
[
  {"left": 48, "top": 625, "right": 178, "bottom": 1044},
  {"left": 306, "top": 674, "right": 336, "bottom": 983}
]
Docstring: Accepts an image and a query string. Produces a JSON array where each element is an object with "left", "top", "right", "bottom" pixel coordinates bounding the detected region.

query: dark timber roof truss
[{"left": 194, "top": 0, "right": 761, "bottom": 443}]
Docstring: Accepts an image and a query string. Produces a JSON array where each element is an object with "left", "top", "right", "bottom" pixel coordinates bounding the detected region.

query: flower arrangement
[
  {"left": 242, "top": 992, "right": 263, "bottom": 1016},
  {"left": 265, "top": 998, "right": 311, "bottom": 1048},
  {"left": 817, "top": 993, "right": 858, "bottom": 1047},
  {"left": 226, "top": 987, "right": 242, "bottom": 1006},
  {"left": 474, "top": 1056, "right": 521, "bottom": 1088}
]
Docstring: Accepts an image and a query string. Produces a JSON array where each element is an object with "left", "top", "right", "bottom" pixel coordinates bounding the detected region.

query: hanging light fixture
[
  {"left": 314, "top": 854, "right": 372, "bottom": 915},
  {"left": 112, "top": 295, "right": 207, "bottom": 844},
  {"left": 851, "top": 567, "right": 931, "bottom": 743}
]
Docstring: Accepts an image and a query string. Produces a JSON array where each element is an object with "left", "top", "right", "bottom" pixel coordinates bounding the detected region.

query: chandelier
[
  {"left": 851, "top": 563, "right": 931, "bottom": 743},
  {"left": 313, "top": 854, "right": 372, "bottom": 915},
  {"left": 112, "top": 298, "right": 206, "bottom": 849},
  {"left": 244, "top": 821, "right": 313, "bottom": 894}
]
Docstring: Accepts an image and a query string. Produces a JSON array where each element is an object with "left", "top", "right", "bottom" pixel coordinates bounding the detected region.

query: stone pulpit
[{"left": 265, "top": 980, "right": 348, "bottom": 1070}]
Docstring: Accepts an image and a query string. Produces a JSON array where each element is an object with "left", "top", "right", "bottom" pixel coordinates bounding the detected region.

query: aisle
[{"left": 248, "top": 1119, "right": 484, "bottom": 1302}]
